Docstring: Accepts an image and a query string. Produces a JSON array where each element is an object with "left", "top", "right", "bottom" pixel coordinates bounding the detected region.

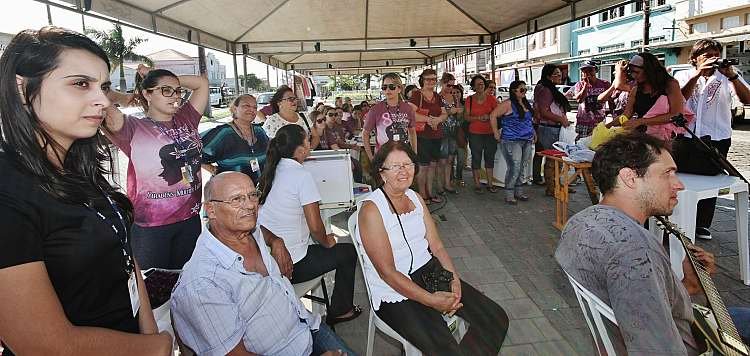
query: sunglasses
[
  {"left": 316, "top": 118, "right": 325, "bottom": 123},
  {"left": 327, "top": 112, "right": 337, "bottom": 117},
  {"left": 381, "top": 84, "right": 399, "bottom": 91},
  {"left": 147, "top": 86, "right": 185, "bottom": 98}
]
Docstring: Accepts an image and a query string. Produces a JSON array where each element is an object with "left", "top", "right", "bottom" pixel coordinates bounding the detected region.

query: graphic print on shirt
[
  {"left": 152, "top": 124, "right": 202, "bottom": 192},
  {"left": 378, "top": 108, "right": 410, "bottom": 145}
]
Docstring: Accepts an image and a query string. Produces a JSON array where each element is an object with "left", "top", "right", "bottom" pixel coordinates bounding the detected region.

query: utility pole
[
  {"left": 642, "top": 0, "right": 651, "bottom": 52},
  {"left": 198, "top": 46, "right": 212, "bottom": 118}
]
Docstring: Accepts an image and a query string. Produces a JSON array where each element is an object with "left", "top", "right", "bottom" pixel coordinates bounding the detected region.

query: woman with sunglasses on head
[
  {"left": 200, "top": 94, "right": 270, "bottom": 184},
  {"left": 363, "top": 73, "right": 417, "bottom": 161},
  {"left": 490, "top": 81, "right": 535, "bottom": 205},
  {"left": 533, "top": 64, "right": 571, "bottom": 196},
  {"left": 0, "top": 27, "right": 171, "bottom": 356},
  {"left": 410, "top": 69, "right": 448, "bottom": 203},
  {"left": 103, "top": 62, "right": 208, "bottom": 271},
  {"left": 262, "top": 85, "right": 321, "bottom": 149},
  {"left": 315, "top": 107, "right": 337, "bottom": 150},
  {"left": 257, "top": 124, "right": 361, "bottom": 327},
  {"left": 465, "top": 75, "right": 500, "bottom": 194},
  {"left": 438, "top": 72, "right": 461, "bottom": 194}
]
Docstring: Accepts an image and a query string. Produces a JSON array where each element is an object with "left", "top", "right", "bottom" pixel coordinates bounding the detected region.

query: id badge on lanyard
[{"left": 128, "top": 272, "right": 140, "bottom": 316}]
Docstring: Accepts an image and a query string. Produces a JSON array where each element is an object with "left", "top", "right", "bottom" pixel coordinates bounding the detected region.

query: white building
[{"left": 0, "top": 32, "right": 13, "bottom": 57}]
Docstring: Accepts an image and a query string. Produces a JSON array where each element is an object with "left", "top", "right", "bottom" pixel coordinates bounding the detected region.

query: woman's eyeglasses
[
  {"left": 282, "top": 96, "right": 297, "bottom": 102},
  {"left": 516, "top": 88, "right": 528, "bottom": 93},
  {"left": 382, "top": 162, "right": 415, "bottom": 171},
  {"left": 209, "top": 191, "right": 261, "bottom": 208},
  {"left": 381, "top": 84, "right": 399, "bottom": 91},
  {"left": 148, "top": 86, "right": 185, "bottom": 97}
]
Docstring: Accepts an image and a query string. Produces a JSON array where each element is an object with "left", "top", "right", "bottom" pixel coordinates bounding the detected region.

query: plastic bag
[
  {"left": 590, "top": 122, "right": 625, "bottom": 150},
  {"left": 558, "top": 125, "right": 577, "bottom": 144}
]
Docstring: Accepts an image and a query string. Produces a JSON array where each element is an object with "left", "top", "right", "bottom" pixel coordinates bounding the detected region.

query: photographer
[
  {"left": 674, "top": 39, "right": 750, "bottom": 240},
  {"left": 572, "top": 60, "right": 611, "bottom": 139}
]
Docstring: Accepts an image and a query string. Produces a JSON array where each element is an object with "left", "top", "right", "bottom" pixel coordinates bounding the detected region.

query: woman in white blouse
[
  {"left": 257, "top": 124, "right": 361, "bottom": 326},
  {"left": 356, "top": 140, "right": 509, "bottom": 355},
  {"left": 262, "top": 85, "right": 321, "bottom": 148}
]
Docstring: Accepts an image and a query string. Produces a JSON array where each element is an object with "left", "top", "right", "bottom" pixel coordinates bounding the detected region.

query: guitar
[{"left": 654, "top": 216, "right": 749, "bottom": 356}]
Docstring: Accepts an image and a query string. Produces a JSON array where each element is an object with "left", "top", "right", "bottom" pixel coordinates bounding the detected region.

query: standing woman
[
  {"left": 439, "top": 72, "right": 461, "bottom": 194},
  {"left": 533, "top": 64, "right": 571, "bottom": 196},
  {"left": 363, "top": 73, "right": 417, "bottom": 160},
  {"left": 103, "top": 64, "right": 207, "bottom": 271},
  {"left": 409, "top": 69, "right": 448, "bottom": 203},
  {"left": 465, "top": 75, "right": 500, "bottom": 194},
  {"left": 0, "top": 27, "right": 171, "bottom": 355},
  {"left": 262, "top": 85, "right": 321, "bottom": 148},
  {"left": 491, "top": 81, "right": 535, "bottom": 204},
  {"left": 257, "top": 125, "right": 361, "bottom": 326},
  {"left": 200, "top": 94, "right": 270, "bottom": 184}
]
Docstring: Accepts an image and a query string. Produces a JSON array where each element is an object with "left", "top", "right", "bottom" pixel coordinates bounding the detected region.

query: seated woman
[
  {"left": 356, "top": 141, "right": 509, "bottom": 355},
  {"left": 257, "top": 125, "right": 362, "bottom": 326},
  {"left": 201, "top": 94, "right": 270, "bottom": 184}
]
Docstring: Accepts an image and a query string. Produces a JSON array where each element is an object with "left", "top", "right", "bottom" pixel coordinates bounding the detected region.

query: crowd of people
[{"left": 2, "top": 24, "right": 750, "bottom": 356}]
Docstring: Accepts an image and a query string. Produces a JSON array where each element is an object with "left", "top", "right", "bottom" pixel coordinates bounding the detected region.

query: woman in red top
[
  {"left": 409, "top": 69, "right": 448, "bottom": 203},
  {"left": 465, "top": 75, "right": 500, "bottom": 193}
]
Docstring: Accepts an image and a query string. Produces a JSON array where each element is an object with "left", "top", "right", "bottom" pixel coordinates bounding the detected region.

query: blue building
[{"left": 567, "top": 0, "right": 680, "bottom": 82}]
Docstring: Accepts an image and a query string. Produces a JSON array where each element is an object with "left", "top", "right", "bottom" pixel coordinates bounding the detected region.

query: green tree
[
  {"left": 327, "top": 75, "right": 359, "bottom": 91},
  {"left": 239, "top": 73, "right": 267, "bottom": 91},
  {"left": 86, "top": 24, "right": 152, "bottom": 91}
]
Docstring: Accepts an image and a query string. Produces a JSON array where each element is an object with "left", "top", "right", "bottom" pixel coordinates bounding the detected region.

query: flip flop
[
  {"left": 430, "top": 196, "right": 443, "bottom": 204},
  {"left": 326, "top": 305, "right": 363, "bottom": 326},
  {"left": 487, "top": 186, "right": 499, "bottom": 194}
]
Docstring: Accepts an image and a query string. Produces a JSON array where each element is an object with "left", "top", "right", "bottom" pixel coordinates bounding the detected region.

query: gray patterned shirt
[{"left": 556, "top": 205, "right": 698, "bottom": 355}]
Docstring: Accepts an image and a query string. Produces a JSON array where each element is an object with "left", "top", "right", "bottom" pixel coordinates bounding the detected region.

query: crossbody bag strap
[{"left": 379, "top": 187, "right": 414, "bottom": 274}]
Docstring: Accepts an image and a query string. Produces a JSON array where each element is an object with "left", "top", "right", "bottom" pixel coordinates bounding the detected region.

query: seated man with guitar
[{"left": 556, "top": 132, "right": 749, "bottom": 355}]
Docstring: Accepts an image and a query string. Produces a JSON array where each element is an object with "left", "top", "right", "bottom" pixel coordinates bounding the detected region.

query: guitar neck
[{"left": 654, "top": 216, "right": 744, "bottom": 343}]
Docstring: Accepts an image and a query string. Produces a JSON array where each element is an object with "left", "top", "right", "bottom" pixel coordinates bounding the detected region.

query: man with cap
[
  {"left": 572, "top": 60, "right": 611, "bottom": 139},
  {"left": 673, "top": 39, "right": 750, "bottom": 240}
]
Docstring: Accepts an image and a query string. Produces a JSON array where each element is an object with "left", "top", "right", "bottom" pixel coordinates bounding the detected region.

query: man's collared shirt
[
  {"left": 675, "top": 69, "right": 749, "bottom": 141},
  {"left": 171, "top": 227, "right": 321, "bottom": 356}
]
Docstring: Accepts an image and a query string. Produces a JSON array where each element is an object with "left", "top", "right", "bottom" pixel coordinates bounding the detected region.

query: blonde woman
[{"left": 362, "top": 73, "right": 417, "bottom": 160}]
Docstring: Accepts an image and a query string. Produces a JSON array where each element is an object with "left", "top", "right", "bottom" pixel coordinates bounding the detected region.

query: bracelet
[{"left": 729, "top": 74, "right": 740, "bottom": 81}]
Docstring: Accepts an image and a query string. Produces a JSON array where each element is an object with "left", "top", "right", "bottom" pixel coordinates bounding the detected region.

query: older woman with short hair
[{"left": 356, "top": 141, "right": 509, "bottom": 355}]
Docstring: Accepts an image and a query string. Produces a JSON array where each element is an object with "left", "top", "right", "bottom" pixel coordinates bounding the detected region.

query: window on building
[
  {"left": 746, "top": 13, "right": 750, "bottom": 26},
  {"left": 598, "top": 43, "right": 625, "bottom": 52},
  {"left": 690, "top": 22, "right": 708, "bottom": 33},
  {"left": 634, "top": 0, "right": 666, "bottom": 12},
  {"left": 600, "top": 6, "right": 625, "bottom": 22},
  {"left": 578, "top": 49, "right": 591, "bottom": 56},
  {"left": 580, "top": 16, "right": 591, "bottom": 28},
  {"left": 722, "top": 16, "right": 740, "bottom": 29}
]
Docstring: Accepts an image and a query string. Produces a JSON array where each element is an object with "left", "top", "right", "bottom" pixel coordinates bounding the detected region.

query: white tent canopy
[{"left": 41, "top": 0, "right": 630, "bottom": 74}]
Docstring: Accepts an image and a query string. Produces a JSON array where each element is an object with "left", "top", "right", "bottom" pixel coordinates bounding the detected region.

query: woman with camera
[{"left": 356, "top": 140, "right": 509, "bottom": 355}]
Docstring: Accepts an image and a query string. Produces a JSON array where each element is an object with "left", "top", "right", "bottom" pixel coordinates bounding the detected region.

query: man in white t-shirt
[{"left": 674, "top": 39, "right": 750, "bottom": 240}]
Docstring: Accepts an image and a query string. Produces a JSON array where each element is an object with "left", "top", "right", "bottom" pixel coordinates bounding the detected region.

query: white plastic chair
[
  {"left": 564, "top": 271, "right": 626, "bottom": 356},
  {"left": 348, "top": 212, "right": 465, "bottom": 356}
]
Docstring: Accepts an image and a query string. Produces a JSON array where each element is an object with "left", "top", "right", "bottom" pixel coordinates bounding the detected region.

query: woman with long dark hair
[
  {"left": 534, "top": 64, "right": 571, "bottom": 196},
  {"left": 465, "top": 75, "right": 500, "bottom": 194},
  {"left": 0, "top": 27, "right": 171, "bottom": 355},
  {"left": 257, "top": 125, "right": 361, "bottom": 326},
  {"left": 103, "top": 61, "right": 208, "bottom": 271},
  {"left": 262, "top": 85, "right": 321, "bottom": 149},
  {"left": 200, "top": 94, "right": 270, "bottom": 184},
  {"left": 491, "top": 80, "right": 535, "bottom": 204},
  {"left": 610, "top": 53, "right": 684, "bottom": 139}
]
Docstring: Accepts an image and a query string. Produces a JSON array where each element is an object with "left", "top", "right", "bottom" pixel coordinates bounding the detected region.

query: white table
[
  {"left": 649, "top": 173, "right": 749, "bottom": 285},
  {"left": 321, "top": 182, "right": 372, "bottom": 233}
]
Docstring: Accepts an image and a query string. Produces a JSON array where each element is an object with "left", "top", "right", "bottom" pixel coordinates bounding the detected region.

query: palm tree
[{"left": 86, "top": 24, "right": 152, "bottom": 91}]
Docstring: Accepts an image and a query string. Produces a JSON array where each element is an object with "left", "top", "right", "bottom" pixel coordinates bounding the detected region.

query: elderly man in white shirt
[
  {"left": 674, "top": 39, "right": 750, "bottom": 240},
  {"left": 171, "top": 172, "right": 353, "bottom": 356}
]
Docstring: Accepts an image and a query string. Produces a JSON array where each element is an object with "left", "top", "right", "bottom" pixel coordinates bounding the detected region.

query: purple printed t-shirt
[
  {"left": 574, "top": 79, "right": 611, "bottom": 128},
  {"left": 107, "top": 104, "right": 203, "bottom": 227},
  {"left": 363, "top": 100, "right": 415, "bottom": 151}
]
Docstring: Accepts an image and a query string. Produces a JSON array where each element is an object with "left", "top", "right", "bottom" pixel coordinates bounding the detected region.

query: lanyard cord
[{"left": 83, "top": 189, "right": 134, "bottom": 275}]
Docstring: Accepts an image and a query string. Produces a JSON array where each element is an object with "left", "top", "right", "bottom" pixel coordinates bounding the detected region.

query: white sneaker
[{"left": 696, "top": 227, "right": 712, "bottom": 240}]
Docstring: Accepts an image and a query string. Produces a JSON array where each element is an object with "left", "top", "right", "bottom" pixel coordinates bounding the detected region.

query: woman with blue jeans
[{"left": 491, "top": 81, "right": 535, "bottom": 204}]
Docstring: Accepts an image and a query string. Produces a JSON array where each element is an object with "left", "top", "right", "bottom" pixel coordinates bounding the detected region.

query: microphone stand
[{"left": 670, "top": 114, "right": 749, "bottom": 186}]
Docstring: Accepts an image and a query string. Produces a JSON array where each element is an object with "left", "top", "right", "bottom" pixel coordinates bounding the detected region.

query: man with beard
[{"left": 555, "top": 132, "right": 703, "bottom": 355}]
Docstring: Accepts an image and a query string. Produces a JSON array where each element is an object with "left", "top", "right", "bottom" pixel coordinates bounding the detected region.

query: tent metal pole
[{"left": 642, "top": 0, "right": 651, "bottom": 52}]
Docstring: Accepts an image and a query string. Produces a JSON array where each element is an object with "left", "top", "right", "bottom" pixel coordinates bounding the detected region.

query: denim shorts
[{"left": 440, "top": 136, "right": 458, "bottom": 158}]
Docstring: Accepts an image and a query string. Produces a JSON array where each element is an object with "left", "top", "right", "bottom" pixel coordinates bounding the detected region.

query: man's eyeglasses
[
  {"left": 381, "top": 84, "right": 399, "bottom": 91},
  {"left": 147, "top": 86, "right": 185, "bottom": 97},
  {"left": 210, "top": 191, "right": 261, "bottom": 208},
  {"left": 282, "top": 96, "right": 297, "bottom": 102},
  {"left": 382, "top": 162, "right": 415, "bottom": 171}
]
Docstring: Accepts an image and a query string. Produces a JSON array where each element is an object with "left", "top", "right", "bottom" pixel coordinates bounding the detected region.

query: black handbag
[
  {"left": 672, "top": 135, "right": 723, "bottom": 176},
  {"left": 380, "top": 188, "right": 454, "bottom": 293}
]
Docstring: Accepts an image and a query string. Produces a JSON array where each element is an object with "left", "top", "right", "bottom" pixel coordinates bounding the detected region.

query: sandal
[
  {"left": 430, "top": 196, "right": 443, "bottom": 204},
  {"left": 474, "top": 186, "right": 484, "bottom": 194},
  {"left": 515, "top": 193, "right": 530, "bottom": 201},
  {"left": 487, "top": 186, "right": 499, "bottom": 194},
  {"left": 505, "top": 197, "right": 517, "bottom": 205},
  {"left": 326, "top": 305, "right": 363, "bottom": 326}
]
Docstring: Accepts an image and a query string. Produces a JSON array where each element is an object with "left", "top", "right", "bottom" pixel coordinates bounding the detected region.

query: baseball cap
[
  {"left": 580, "top": 60, "right": 598, "bottom": 70},
  {"left": 628, "top": 54, "right": 644, "bottom": 67}
]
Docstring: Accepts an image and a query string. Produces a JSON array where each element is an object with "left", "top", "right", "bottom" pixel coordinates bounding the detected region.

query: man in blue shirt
[{"left": 171, "top": 172, "right": 353, "bottom": 356}]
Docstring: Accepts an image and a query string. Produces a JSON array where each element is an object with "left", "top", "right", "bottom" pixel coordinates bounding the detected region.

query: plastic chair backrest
[
  {"left": 348, "top": 212, "right": 377, "bottom": 305},
  {"left": 565, "top": 271, "right": 626, "bottom": 356}
]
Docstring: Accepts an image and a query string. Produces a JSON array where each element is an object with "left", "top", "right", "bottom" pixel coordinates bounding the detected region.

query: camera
[{"left": 712, "top": 58, "right": 739, "bottom": 69}]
